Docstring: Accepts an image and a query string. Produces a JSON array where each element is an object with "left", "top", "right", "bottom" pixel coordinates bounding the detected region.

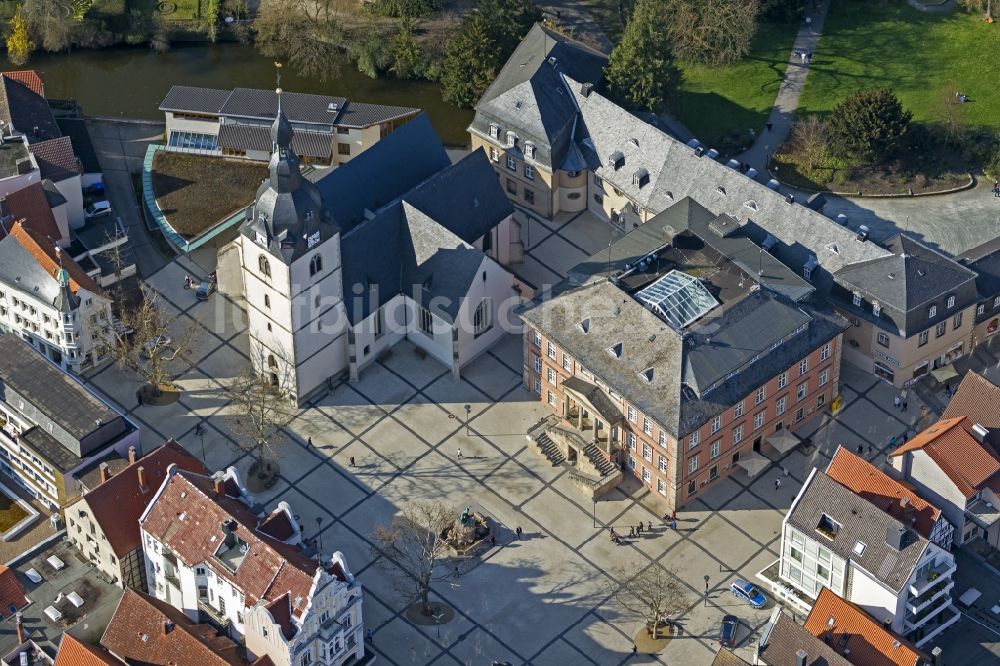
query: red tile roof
[
  {"left": 258, "top": 508, "right": 295, "bottom": 542},
  {"left": 1, "top": 181, "right": 63, "bottom": 244},
  {"left": 28, "top": 136, "right": 80, "bottom": 182},
  {"left": 9, "top": 221, "right": 100, "bottom": 294},
  {"left": 54, "top": 634, "right": 119, "bottom": 666},
  {"left": 101, "top": 589, "right": 244, "bottom": 666},
  {"left": 826, "top": 447, "right": 941, "bottom": 540},
  {"left": 804, "top": 588, "right": 927, "bottom": 666},
  {"left": 890, "top": 417, "right": 1000, "bottom": 498},
  {"left": 141, "top": 470, "right": 339, "bottom": 622},
  {"left": 0, "top": 564, "right": 28, "bottom": 620},
  {"left": 67, "top": 440, "right": 207, "bottom": 558},
  {"left": 1, "top": 71, "right": 43, "bottom": 96},
  {"left": 264, "top": 593, "right": 295, "bottom": 640},
  {"left": 942, "top": 371, "right": 1000, "bottom": 428}
]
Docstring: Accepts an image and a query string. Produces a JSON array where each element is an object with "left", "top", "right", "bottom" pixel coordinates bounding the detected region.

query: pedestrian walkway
[{"left": 738, "top": 0, "right": 832, "bottom": 174}]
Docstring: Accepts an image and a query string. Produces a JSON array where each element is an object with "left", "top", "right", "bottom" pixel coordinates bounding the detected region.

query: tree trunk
[
  {"left": 651, "top": 619, "right": 659, "bottom": 640},
  {"left": 420, "top": 582, "right": 432, "bottom": 616}
]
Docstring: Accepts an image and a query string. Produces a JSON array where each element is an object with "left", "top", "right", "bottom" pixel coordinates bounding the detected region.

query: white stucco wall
[
  {"left": 906, "top": 450, "right": 968, "bottom": 543},
  {"left": 454, "top": 256, "right": 516, "bottom": 368},
  {"left": 55, "top": 174, "right": 84, "bottom": 229},
  {"left": 847, "top": 567, "right": 900, "bottom": 630}
]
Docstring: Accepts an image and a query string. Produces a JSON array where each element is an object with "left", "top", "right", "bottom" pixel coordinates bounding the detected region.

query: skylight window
[
  {"left": 853, "top": 541, "right": 866, "bottom": 556},
  {"left": 635, "top": 271, "right": 719, "bottom": 330}
]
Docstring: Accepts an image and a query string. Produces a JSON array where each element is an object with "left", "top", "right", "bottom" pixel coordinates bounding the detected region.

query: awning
[
  {"left": 931, "top": 366, "right": 959, "bottom": 384},
  {"left": 767, "top": 430, "right": 800, "bottom": 455},
  {"left": 734, "top": 452, "right": 770, "bottom": 478}
]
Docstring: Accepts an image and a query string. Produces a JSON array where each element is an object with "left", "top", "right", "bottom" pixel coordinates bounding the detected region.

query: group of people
[
  {"left": 893, "top": 390, "right": 909, "bottom": 411},
  {"left": 609, "top": 513, "right": 679, "bottom": 545},
  {"left": 793, "top": 49, "right": 813, "bottom": 64}
]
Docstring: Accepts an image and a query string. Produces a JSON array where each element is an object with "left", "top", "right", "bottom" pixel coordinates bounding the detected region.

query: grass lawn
[
  {"left": 797, "top": 0, "right": 1000, "bottom": 129},
  {"left": 0, "top": 494, "right": 28, "bottom": 533},
  {"left": 152, "top": 152, "right": 267, "bottom": 239},
  {"left": 675, "top": 21, "right": 799, "bottom": 151}
]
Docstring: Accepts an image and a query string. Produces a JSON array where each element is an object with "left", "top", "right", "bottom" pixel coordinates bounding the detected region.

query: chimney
[
  {"left": 137, "top": 466, "right": 147, "bottom": 491},
  {"left": 886, "top": 524, "right": 906, "bottom": 551},
  {"left": 581, "top": 82, "right": 593, "bottom": 97},
  {"left": 128, "top": 446, "right": 137, "bottom": 464},
  {"left": 795, "top": 649, "right": 807, "bottom": 666},
  {"left": 99, "top": 462, "right": 110, "bottom": 484},
  {"left": 972, "top": 424, "right": 989, "bottom": 443},
  {"left": 931, "top": 646, "right": 943, "bottom": 665},
  {"left": 214, "top": 476, "right": 225, "bottom": 497},
  {"left": 14, "top": 612, "right": 24, "bottom": 644},
  {"left": 163, "top": 619, "right": 174, "bottom": 635},
  {"left": 900, "top": 497, "right": 910, "bottom": 509}
]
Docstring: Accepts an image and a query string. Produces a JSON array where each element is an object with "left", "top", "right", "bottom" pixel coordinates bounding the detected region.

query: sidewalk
[{"left": 738, "top": 0, "right": 831, "bottom": 173}]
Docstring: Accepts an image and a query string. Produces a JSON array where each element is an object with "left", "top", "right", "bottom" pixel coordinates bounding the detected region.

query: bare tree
[
  {"left": 666, "top": 0, "right": 761, "bottom": 66},
  {"left": 935, "top": 80, "right": 967, "bottom": 146},
  {"left": 609, "top": 563, "right": 688, "bottom": 640},
  {"left": 790, "top": 114, "right": 830, "bottom": 173},
  {"left": 106, "top": 286, "right": 200, "bottom": 399},
  {"left": 224, "top": 341, "right": 296, "bottom": 478},
  {"left": 958, "top": 0, "right": 994, "bottom": 19},
  {"left": 254, "top": 0, "right": 344, "bottom": 81},
  {"left": 370, "top": 501, "right": 457, "bottom": 616}
]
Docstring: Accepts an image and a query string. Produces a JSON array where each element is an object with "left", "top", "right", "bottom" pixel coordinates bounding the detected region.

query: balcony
[
  {"left": 907, "top": 578, "right": 955, "bottom": 616},
  {"left": 908, "top": 559, "right": 957, "bottom": 597},
  {"left": 197, "top": 601, "right": 230, "bottom": 634},
  {"left": 904, "top": 594, "right": 953, "bottom": 633},
  {"left": 908, "top": 604, "right": 961, "bottom": 648}
]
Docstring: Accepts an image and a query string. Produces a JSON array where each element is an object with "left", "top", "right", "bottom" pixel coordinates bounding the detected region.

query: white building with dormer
[
  {"left": 231, "top": 91, "right": 524, "bottom": 403},
  {"left": 140, "top": 465, "right": 364, "bottom": 666}
]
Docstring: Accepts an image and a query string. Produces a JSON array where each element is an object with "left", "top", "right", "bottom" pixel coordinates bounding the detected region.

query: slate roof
[
  {"left": 218, "top": 122, "right": 333, "bottom": 159},
  {"left": 28, "top": 136, "right": 80, "bottom": 182},
  {"left": 759, "top": 610, "right": 852, "bottom": 666},
  {"left": 0, "top": 72, "right": 60, "bottom": 142},
  {"left": 941, "top": 371, "right": 1000, "bottom": 427},
  {"left": 68, "top": 441, "right": 207, "bottom": 558},
  {"left": 0, "top": 222, "right": 100, "bottom": 308},
  {"left": 159, "top": 85, "right": 232, "bottom": 115},
  {"left": 101, "top": 589, "right": 244, "bottom": 666},
  {"left": 803, "top": 588, "right": 927, "bottom": 666},
  {"left": 311, "top": 113, "right": 451, "bottom": 233},
  {"left": 561, "top": 375, "right": 622, "bottom": 423},
  {"left": 2, "top": 181, "right": 64, "bottom": 243},
  {"left": 56, "top": 118, "right": 101, "bottom": 173},
  {"left": 54, "top": 634, "right": 119, "bottom": 666},
  {"left": 41, "top": 178, "right": 68, "bottom": 207},
  {"left": 826, "top": 447, "right": 941, "bottom": 540},
  {"left": 472, "top": 24, "right": 607, "bottom": 171},
  {"left": 889, "top": 417, "right": 1000, "bottom": 498},
  {"left": 787, "top": 470, "right": 930, "bottom": 594},
  {"left": 20, "top": 424, "right": 85, "bottom": 473},
  {"left": 141, "top": 470, "right": 342, "bottom": 625},
  {"left": 333, "top": 100, "right": 419, "bottom": 128}
]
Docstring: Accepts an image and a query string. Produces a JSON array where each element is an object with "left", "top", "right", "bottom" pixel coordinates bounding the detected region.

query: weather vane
[{"left": 274, "top": 61, "right": 283, "bottom": 94}]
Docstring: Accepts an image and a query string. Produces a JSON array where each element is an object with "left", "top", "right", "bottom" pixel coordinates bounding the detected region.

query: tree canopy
[
  {"left": 828, "top": 87, "right": 912, "bottom": 163},
  {"left": 7, "top": 4, "right": 33, "bottom": 66},
  {"left": 604, "top": 0, "right": 682, "bottom": 113}
]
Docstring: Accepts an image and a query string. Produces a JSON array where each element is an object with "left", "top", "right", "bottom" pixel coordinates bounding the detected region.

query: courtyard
[{"left": 75, "top": 207, "right": 988, "bottom": 665}]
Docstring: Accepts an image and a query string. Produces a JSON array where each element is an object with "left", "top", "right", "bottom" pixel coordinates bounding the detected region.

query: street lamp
[
  {"left": 592, "top": 500, "right": 597, "bottom": 528},
  {"left": 463, "top": 404, "right": 471, "bottom": 436},
  {"left": 432, "top": 609, "right": 445, "bottom": 640},
  {"left": 704, "top": 575, "right": 710, "bottom": 607},
  {"left": 199, "top": 427, "right": 206, "bottom": 462},
  {"left": 315, "top": 516, "right": 324, "bottom": 555}
]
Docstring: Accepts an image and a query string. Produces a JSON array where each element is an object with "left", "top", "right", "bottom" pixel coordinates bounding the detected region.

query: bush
[
  {"left": 986, "top": 148, "right": 1000, "bottom": 180},
  {"left": 828, "top": 87, "right": 912, "bottom": 164},
  {"left": 605, "top": 0, "right": 682, "bottom": 113},
  {"left": 365, "top": 0, "right": 441, "bottom": 18}
]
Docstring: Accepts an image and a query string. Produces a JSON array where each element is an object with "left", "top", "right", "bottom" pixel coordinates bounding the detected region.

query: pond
[{"left": 1, "top": 42, "right": 473, "bottom": 146}]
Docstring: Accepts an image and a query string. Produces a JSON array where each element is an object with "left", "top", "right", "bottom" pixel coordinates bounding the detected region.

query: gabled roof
[
  {"left": 890, "top": 417, "right": 1000, "bottom": 498},
  {"left": 0, "top": 221, "right": 100, "bottom": 300},
  {"left": 101, "top": 589, "right": 244, "bottom": 666},
  {"left": 826, "top": 447, "right": 941, "bottom": 540},
  {"left": 0, "top": 71, "right": 60, "bottom": 142},
  {"left": 759, "top": 610, "right": 852, "bottom": 666},
  {"left": 834, "top": 234, "right": 977, "bottom": 316},
  {"left": 218, "top": 122, "right": 333, "bottom": 159},
  {"left": 0, "top": 564, "right": 28, "bottom": 620},
  {"left": 787, "top": 470, "right": 930, "bottom": 594},
  {"left": 54, "top": 634, "right": 119, "bottom": 666},
  {"left": 56, "top": 118, "right": 101, "bottom": 174},
  {"left": 68, "top": 441, "right": 207, "bottom": 558},
  {"left": 141, "top": 470, "right": 342, "bottom": 624},
  {"left": 333, "top": 100, "right": 418, "bottom": 128},
  {"left": 803, "top": 588, "right": 927, "bottom": 666},
  {"left": 28, "top": 136, "right": 80, "bottom": 182},
  {"left": 941, "top": 371, "right": 1000, "bottom": 427},
  {"left": 1, "top": 181, "right": 64, "bottom": 244}
]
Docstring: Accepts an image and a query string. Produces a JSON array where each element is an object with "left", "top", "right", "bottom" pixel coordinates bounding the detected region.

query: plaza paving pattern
[{"left": 78, "top": 218, "right": 933, "bottom": 665}]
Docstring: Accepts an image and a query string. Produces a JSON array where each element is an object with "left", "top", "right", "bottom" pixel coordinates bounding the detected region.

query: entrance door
[
  {"left": 752, "top": 437, "right": 762, "bottom": 453},
  {"left": 567, "top": 447, "right": 578, "bottom": 465}
]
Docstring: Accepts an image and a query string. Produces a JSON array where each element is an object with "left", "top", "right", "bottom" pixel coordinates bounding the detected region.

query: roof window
[
  {"left": 744, "top": 200, "right": 758, "bottom": 211},
  {"left": 853, "top": 541, "right": 866, "bottom": 556},
  {"left": 716, "top": 186, "right": 726, "bottom": 196},
  {"left": 608, "top": 342, "right": 623, "bottom": 359},
  {"left": 489, "top": 124, "right": 499, "bottom": 139},
  {"left": 816, "top": 513, "right": 841, "bottom": 540},
  {"left": 640, "top": 368, "right": 654, "bottom": 383},
  {"left": 608, "top": 151, "right": 624, "bottom": 170},
  {"left": 578, "top": 318, "right": 591, "bottom": 334}
]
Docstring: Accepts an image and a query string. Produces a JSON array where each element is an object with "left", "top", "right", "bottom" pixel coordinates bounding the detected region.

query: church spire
[
  {"left": 53, "top": 245, "right": 79, "bottom": 312},
  {"left": 271, "top": 62, "right": 293, "bottom": 149}
]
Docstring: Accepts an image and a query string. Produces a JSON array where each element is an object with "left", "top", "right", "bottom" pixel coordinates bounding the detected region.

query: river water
[{"left": 3, "top": 43, "right": 473, "bottom": 146}]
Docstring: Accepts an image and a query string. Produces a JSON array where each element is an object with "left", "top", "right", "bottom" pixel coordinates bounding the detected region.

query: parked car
[
  {"left": 730, "top": 579, "right": 766, "bottom": 609},
  {"left": 719, "top": 614, "right": 739, "bottom": 647},
  {"left": 196, "top": 278, "right": 216, "bottom": 301},
  {"left": 85, "top": 200, "right": 113, "bottom": 220}
]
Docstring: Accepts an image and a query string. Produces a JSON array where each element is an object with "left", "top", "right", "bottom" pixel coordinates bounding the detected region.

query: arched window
[
  {"left": 309, "top": 254, "right": 323, "bottom": 277},
  {"left": 258, "top": 255, "right": 271, "bottom": 278},
  {"left": 473, "top": 298, "right": 493, "bottom": 338},
  {"left": 267, "top": 354, "right": 278, "bottom": 369},
  {"left": 264, "top": 294, "right": 271, "bottom": 309}
]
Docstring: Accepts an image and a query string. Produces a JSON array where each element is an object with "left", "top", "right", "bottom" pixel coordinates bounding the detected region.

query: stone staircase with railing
[
  {"left": 526, "top": 416, "right": 622, "bottom": 500},
  {"left": 534, "top": 432, "right": 565, "bottom": 466}
]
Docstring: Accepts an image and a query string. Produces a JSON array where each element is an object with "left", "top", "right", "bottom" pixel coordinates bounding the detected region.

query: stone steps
[
  {"left": 535, "top": 433, "right": 565, "bottom": 466},
  {"left": 583, "top": 444, "right": 618, "bottom": 477}
]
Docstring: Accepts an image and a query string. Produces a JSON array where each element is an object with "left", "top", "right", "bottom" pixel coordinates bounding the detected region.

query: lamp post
[
  {"left": 315, "top": 516, "right": 324, "bottom": 556},
  {"left": 463, "top": 404, "right": 471, "bottom": 436},
  {"left": 592, "top": 500, "right": 597, "bottom": 528},
  {"left": 199, "top": 427, "right": 206, "bottom": 462},
  {"left": 704, "top": 575, "right": 710, "bottom": 607},
  {"left": 432, "top": 610, "right": 445, "bottom": 640}
]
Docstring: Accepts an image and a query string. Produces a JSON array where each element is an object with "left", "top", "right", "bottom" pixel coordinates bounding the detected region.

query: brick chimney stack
[
  {"left": 214, "top": 477, "right": 225, "bottom": 496},
  {"left": 137, "top": 466, "right": 146, "bottom": 491},
  {"left": 14, "top": 612, "right": 24, "bottom": 643},
  {"left": 99, "top": 462, "right": 110, "bottom": 484},
  {"left": 128, "top": 446, "right": 137, "bottom": 464}
]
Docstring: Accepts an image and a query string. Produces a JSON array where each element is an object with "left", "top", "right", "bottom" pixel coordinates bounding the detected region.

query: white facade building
[{"left": 140, "top": 466, "right": 365, "bottom": 666}]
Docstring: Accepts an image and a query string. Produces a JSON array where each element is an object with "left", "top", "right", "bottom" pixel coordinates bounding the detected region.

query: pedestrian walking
[
  {"left": 994, "top": 181, "right": 999, "bottom": 197},
  {"left": 670, "top": 519, "right": 677, "bottom": 531},
  {"left": 307, "top": 437, "right": 313, "bottom": 449},
  {"left": 349, "top": 456, "right": 355, "bottom": 467},
  {"left": 629, "top": 526, "right": 635, "bottom": 538},
  {"left": 457, "top": 448, "right": 463, "bottom": 459},
  {"left": 454, "top": 566, "right": 460, "bottom": 578},
  {"left": 894, "top": 395, "right": 901, "bottom": 409},
  {"left": 766, "top": 121, "right": 773, "bottom": 132},
  {"left": 857, "top": 443, "right": 864, "bottom": 455},
  {"left": 637, "top": 523, "right": 643, "bottom": 535},
  {"left": 647, "top": 521, "right": 652, "bottom": 532},
  {"left": 774, "top": 478, "right": 781, "bottom": 491},
  {"left": 672, "top": 509, "right": 677, "bottom": 521},
  {"left": 137, "top": 393, "right": 143, "bottom": 407},
  {"left": 889, "top": 435, "right": 897, "bottom": 449},
  {"left": 902, "top": 432, "right": 909, "bottom": 444},
  {"left": 515, "top": 526, "right": 522, "bottom": 540},
  {"left": 632, "top": 644, "right": 638, "bottom": 656},
  {"left": 901, "top": 390, "right": 908, "bottom": 411}
]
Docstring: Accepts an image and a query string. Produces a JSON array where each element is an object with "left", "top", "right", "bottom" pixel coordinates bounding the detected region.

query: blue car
[{"left": 730, "top": 579, "right": 766, "bottom": 609}]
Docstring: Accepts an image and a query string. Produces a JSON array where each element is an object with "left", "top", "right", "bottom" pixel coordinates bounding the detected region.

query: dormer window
[
  {"left": 524, "top": 142, "right": 535, "bottom": 159},
  {"left": 744, "top": 200, "right": 758, "bottom": 211},
  {"left": 716, "top": 186, "right": 726, "bottom": 196},
  {"left": 489, "top": 124, "right": 499, "bottom": 139},
  {"left": 803, "top": 255, "right": 818, "bottom": 281},
  {"left": 608, "top": 342, "right": 623, "bottom": 359},
  {"left": 640, "top": 368, "right": 654, "bottom": 383},
  {"left": 929, "top": 305, "right": 937, "bottom": 319},
  {"left": 816, "top": 513, "right": 840, "bottom": 540},
  {"left": 947, "top": 295, "right": 956, "bottom": 309},
  {"left": 633, "top": 168, "right": 649, "bottom": 188},
  {"left": 872, "top": 302, "right": 881, "bottom": 317},
  {"left": 607, "top": 150, "right": 624, "bottom": 170},
  {"left": 852, "top": 292, "right": 862, "bottom": 307},
  {"left": 506, "top": 131, "right": 517, "bottom": 148},
  {"left": 578, "top": 318, "right": 590, "bottom": 334}
]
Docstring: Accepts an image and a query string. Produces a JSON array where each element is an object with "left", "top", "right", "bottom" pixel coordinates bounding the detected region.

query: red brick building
[{"left": 520, "top": 200, "right": 848, "bottom": 510}]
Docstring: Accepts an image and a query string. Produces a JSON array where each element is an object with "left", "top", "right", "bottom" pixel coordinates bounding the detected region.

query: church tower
[{"left": 238, "top": 82, "right": 349, "bottom": 404}]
